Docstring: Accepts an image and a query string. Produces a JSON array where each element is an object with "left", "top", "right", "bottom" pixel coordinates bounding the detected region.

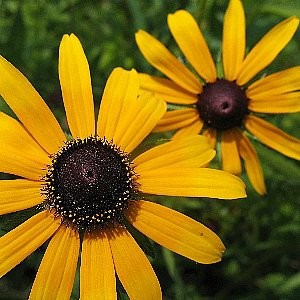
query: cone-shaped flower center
[
  {"left": 42, "top": 137, "right": 136, "bottom": 232},
  {"left": 196, "top": 79, "right": 249, "bottom": 130}
]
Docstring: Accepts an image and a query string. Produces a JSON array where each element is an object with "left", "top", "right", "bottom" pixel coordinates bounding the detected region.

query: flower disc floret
[{"left": 42, "top": 136, "right": 137, "bottom": 231}]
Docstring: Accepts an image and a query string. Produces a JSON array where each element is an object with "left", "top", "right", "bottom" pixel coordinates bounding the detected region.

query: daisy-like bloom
[
  {"left": 0, "top": 34, "right": 246, "bottom": 299},
  {"left": 135, "top": 0, "right": 300, "bottom": 195}
]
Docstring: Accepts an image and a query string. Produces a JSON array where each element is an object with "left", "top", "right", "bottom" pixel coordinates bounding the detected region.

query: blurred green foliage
[{"left": 0, "top": 0, "right": 299, "bottom": 299}]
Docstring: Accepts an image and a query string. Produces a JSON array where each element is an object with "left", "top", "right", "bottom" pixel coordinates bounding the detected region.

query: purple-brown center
[
  {"left": 196, "top": 79, "right": 249, "bottom": 130},
  {"left": 42, "top": 137, "right": 137, "bottom": 232}
]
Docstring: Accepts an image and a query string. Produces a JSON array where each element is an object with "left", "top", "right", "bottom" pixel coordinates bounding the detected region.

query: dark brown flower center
[
  {"left": 196, "top": 79, "right": 249, "bottom": 130},
  {"left": 42, "top": 137, "right": 137, "bottom": 232}
]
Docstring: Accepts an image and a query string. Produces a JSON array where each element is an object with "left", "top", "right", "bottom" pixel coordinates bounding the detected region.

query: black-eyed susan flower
[
  {"left": 0, "top": 34, "right": 246, "bottom": 299},
  {"left": 135, "top": 0, "right": 300, "bottom": 195}
]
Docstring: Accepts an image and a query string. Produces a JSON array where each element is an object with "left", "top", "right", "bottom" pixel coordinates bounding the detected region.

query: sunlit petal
[
  {"left": 0, "top": 112, "right": 50, "bottom": 180},
  {"left": 127, "top": 200, "right": 225, "bottom": 264},
  {"left": 136, "top": 168, "right": 246, "bottom": 199},
  {"left": 108, "top": 227, "right": 161, "bottom": 300},
  {"left": 136, "top": 30, "right": 202, "bottom": 93},
  {"left": 221, "top": 129, "right": 242, "bottom": 175},
  {"left": 29, "top": 226, "right": 79, "bottom": 300},
  {"left": 168, "top": 10, "right": 216, "bottom": 82},
  {"left": 0, "top": 211, "right": 60, "bottom": 278},
  {"left": 97, "top": 68, "right": 139, "bottom": 141},
  {"left": 154, "top": 108, "right": 199, "bottom": 132},
  {"left": 81, "top": 231, "right": 116, "bottom": 300},
  {"left": 247, "top": 66, "right": 300, "bottom": 98},
  {"left": 237, "top": 17, "right": 299, "bottom": 85},
  {"left": 0, "top": 56, "right": 65, "bottom": 154},
  {"left": 134, "top": 135, "right": 215, "bottom": 171},
  {"left": 223, "top": 0, "right": 246, "bottom": 80},
  {"left": 139, "top": 73, "right": 198, "bottom": 104},
  {"left": 98, "top": 68, "right": 165, "bottom": 154},
  {"left": 249, "top": 92, "right": 300, "bottom": 113},
  {"left": 245, "top": 115, "right": 300, "bottom": 160},
  {"left": 113, "top": 91, "right": 166, "bottom": 153},
  {"left": 233, "top": 129, "right": 266, "bottom": 195},
  {"left": 0, "top": 179, "right": 43, "bottom": 215},
  {"left": 203, "top": 128, "right": 218, "bottom": 148},
  {"left": 172, "top": 119, "right": 204, "bottom": 139},
  {"left": 59, "top": 34, "right": 95, "bottom": 139}
]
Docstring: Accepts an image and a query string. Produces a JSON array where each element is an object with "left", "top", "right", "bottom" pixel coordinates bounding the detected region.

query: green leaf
[
  {"left": 262, "top": 1, "right": 300, "bottom": 18},
  {"left": 279, "top": 273, "right": 300, "bottom": 294}
]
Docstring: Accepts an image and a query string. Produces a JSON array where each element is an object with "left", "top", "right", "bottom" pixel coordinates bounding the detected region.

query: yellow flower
[
  {"left": 135, "top": 0, "right": 300, "bottom": 195},
  {"left": 0, "top": 34, "right": 245, "bottom": 299}
]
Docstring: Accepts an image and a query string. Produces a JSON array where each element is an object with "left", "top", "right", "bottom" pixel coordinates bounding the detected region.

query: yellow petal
[
  {"left": 113, "top": 91, "right": 167, "bottom": 154},
  {"left": 81, "top": 231, "right": 116, "bottom": 300},
  {"left": 154, "top": 108, "right": 199, "bottom": 132},
  {"left": 0, "top": 179, "right": 43, "bottom": 215},
  {"left": 107, "top": 227, "right": 161, "bottom": 300},
  {"left": 222, "top": 0, "right": 246, "bottom": 80},
  {"left": 0, "top": 56, "right": 65, "bottom": 154},
  {"left": 168, "top": 10, "right": 216, "bottom": 82},
  {"left": 0, "top": 211, "right": 60, "bottom": 278},
  {"left": 29, "top": 226, "right": 80, "bottom": 300},
  {"left": 172, "top": 119, "right": 204, "bottom": 139},
  {"left": 233, "top": 129, "right": 266, "bottom": 195},
  {"left": 0, "top": 112, "right": 50, "bottom": 180},
  {"left": 245, "top": 115, "right": 300, "bottom": 160},
  {"left": 136, "top": 168, "right": 246, "bottom": 199},
  {"left": 249, "top": 92, "right": 300, "bottom": 113},
  {"left": 59, "top": 34, "right": 95, "bottom": 139},
  {"left": 247, "top": 66, "right": 300, "bottom": 98},
  {"left": 237, "top": 16, "right": 299, "bottom": 85},
  {"left": 134, "top": 136, "right": 215, "bottom": 172},
  {"left": 135, "top": 30, "right": 202, "bottom": 93},
  {"left": 221, "top": 129, "right": 242, "bottom": 175},
  {"left": 127, "top": 200, "right": 225, "bottom": 264},
  {"left": 203, "top": 128, "right": 218, "bottom": 148},
  {"left": 139, "top": 73, "right": 198, "bottom": 104},
  {"left": 97, "top": 68, "right": 139, "bottom": 142}
]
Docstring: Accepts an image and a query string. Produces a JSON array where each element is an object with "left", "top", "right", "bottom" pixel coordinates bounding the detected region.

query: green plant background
[{"left": 0, "top": 0, "right": 299, "bottom": 299}]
